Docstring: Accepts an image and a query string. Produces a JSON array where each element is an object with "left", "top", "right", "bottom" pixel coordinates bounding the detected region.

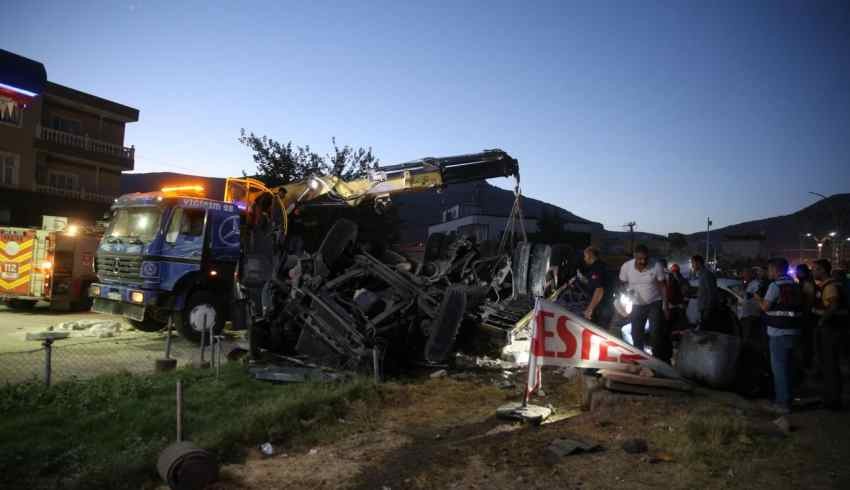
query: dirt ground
[{"left": 210, "top": 368, "right": 850, "bottom": 490}]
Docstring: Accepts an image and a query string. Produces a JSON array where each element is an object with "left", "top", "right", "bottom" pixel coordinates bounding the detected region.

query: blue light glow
[{"left": 0, "top": 82, "right": 38, "bottom": 98}]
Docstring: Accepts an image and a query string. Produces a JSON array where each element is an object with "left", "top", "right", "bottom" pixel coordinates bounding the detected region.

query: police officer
[
  {"left": 755, "top": 257, "right": 804, "bottom": 415},
  {"left": 812, "top": 259, "right": 849, "bottom": 410}
]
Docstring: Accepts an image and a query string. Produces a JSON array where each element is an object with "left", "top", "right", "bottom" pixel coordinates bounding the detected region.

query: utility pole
[
  {"left": 623, "top": 222, "right": 637, "bottom": 256},
  {"left": 705, "top": 217, "right": 712, "bottom": 260}
]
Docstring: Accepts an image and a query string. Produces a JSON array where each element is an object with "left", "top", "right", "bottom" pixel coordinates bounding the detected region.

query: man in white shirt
[{"left": 619, "top": 244, "right": 669, "bottom": 361}]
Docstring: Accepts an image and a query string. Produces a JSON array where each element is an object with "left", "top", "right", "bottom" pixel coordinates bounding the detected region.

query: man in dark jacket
[{"left": 812, "top": 259, "right": 849, "bottom": 410}]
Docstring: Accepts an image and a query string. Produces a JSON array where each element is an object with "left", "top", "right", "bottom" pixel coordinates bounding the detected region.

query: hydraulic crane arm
[{"left": 224, "top": 149, "right": 519, "bottom": 234}]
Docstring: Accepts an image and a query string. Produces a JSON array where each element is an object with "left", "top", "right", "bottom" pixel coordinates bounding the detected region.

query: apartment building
[{"left": 0, "top": 49, "right": 139, "bottom": 226}]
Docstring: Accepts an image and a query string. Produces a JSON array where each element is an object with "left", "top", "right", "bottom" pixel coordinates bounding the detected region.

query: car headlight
[
  {"left": 130, "top": 291, "right": 144, "bottom": 304},
  {"left": 618, "top": 294, "right": 634, "bottom": 315},
  {"left": 90, "top": 285, "right": 101, "bottom": 297}
]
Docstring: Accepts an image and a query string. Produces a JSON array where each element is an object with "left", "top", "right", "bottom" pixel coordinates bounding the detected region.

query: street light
[{"left": 806, "top": 232, "right": 837, "bottom": 260}]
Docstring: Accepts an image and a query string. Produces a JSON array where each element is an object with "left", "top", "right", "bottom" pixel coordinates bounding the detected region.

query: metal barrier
[{"left": 0, "top": 333, "right": 221, "bottom": 385}]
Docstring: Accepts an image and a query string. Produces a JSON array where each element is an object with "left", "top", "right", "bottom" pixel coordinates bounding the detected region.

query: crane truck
[{"left": 90, "top": 149, "right": 550, "bottom": 367}]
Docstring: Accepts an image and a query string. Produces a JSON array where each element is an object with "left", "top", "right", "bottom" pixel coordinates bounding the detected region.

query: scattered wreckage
[{"left": 230, "top": 150, "right": 553, "bottom": 372}]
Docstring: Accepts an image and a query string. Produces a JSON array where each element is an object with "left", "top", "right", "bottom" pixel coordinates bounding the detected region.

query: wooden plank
[
  {"left": 599, "top": 370, "right": 692, "bottom": 392},
  {"left": 604, "top": 379, "right": 692, "bottom": 397}
]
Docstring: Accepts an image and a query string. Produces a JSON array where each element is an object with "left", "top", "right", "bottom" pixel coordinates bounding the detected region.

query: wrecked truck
[{"left": 225, "top": 150, "right": 552, "bottom": 370}]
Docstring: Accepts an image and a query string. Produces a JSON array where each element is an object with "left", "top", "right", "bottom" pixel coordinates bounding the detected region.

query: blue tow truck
[{"left": 90, "top": 185, "right": 243, "bottom": 341}]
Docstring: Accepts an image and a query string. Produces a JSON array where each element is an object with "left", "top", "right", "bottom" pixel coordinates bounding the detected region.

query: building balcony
[
  {"left": 34, "top": 123, "right": 134, "bottom": 168},
  {"left": 34, "top": 184, "right": 116, "bottom": 203}
]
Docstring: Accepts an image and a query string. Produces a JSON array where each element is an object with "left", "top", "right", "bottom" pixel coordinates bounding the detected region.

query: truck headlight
[
  {"left": 130, "top": 291, "right": 144, "bottom": 304},
  {"left": 91, "top": 285, "right": 101, "bottom": 297}
]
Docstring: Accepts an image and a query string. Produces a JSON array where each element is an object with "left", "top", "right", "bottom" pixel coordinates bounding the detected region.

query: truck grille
[{"left": 96, "top": 254, "right": 142, "bottom": 282}]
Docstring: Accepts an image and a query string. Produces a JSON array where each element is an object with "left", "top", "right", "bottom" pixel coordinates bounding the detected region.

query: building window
[
  {"left": 0, "top": 152, "right": 19, "bottom": 187},
  {"left": 0, "top": 97, "right": 22, "bottom": 127},
  {"left": 48, "top": 170, "right": 79, "bottom": 191},
  {"left": 51, "top": 116, "right": 82, "bottom": 135}
]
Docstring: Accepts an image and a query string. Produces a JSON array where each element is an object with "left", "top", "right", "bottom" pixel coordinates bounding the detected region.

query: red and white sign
[{"left": 526, "top": 299, "right": 680, "bottom": 397}]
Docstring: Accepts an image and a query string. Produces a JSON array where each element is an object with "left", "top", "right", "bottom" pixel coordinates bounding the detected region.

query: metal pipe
[
  {"left": 372, "top": 348, "right": 380, "bottom": 384},
  {"left": 176, "top": 380, "right": 183, "bottom": 442},
  {"left": 164, "top": 317, "right": 173, "bottom": 359},
  {"left": 43, "top": 339, "right": 53, "bottom": 387},
  {"left": 199, "top": 314, "right": 207, "bottom": 364}
]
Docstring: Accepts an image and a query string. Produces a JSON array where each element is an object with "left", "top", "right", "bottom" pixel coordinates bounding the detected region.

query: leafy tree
[{"left": 239, "top": 129, "right": 378, "bottom": 185}]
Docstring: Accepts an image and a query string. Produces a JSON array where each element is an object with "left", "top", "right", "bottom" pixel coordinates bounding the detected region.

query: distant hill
[
  {"left": 686, "top": 193, "right": 850, "bottom": 255},
  {"left": 121, "top": 173, "right": 602, "bottom": 243}
]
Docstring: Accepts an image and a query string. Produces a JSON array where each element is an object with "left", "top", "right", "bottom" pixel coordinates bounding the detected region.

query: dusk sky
[{"left": 3, "top": 1, "right": 849, "bottom": 235}]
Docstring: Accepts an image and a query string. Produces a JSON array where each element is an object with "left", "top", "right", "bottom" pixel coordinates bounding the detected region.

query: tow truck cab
[{"left": 90, "top": 186, "right": 242, "bottom": 340}]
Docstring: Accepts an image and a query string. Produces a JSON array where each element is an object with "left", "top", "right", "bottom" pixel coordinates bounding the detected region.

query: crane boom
[{"left": 224, "top": 149, "right": 519, "bottom": 231}]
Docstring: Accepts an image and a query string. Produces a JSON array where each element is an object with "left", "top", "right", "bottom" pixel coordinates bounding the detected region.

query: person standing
[
  {"left": 690, "top": 255, "right": 719, "bottom": 332},
  {"left": 666, "top": 263, "right": 689, "bottom": 333},
  {"left": 795, "top": 264, "right": 818, "bottom": 370},
  {"left": 619, "top": 244, "right": 670, "bottom": 362},
  {"left": 581, "top": 246, "right": 611, "bottom": 326},
  {"left": 755, "top": 257, "right": 805, "bottom": 415},
  {"left": 741, "top": 268, "right": 764, "bottom": 341},
  {"left": 812, "top": 259, "right": 849, "bottom": 410}
]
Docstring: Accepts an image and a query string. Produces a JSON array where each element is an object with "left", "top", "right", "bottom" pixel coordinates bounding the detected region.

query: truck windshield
[{"left": 106, "top": 207, "right": 163, "bottom": 243}]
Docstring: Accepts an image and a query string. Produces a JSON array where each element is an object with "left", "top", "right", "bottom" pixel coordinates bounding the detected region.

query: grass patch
[{"left": 0, "top": 364, "right": 375, "bottom": 490}]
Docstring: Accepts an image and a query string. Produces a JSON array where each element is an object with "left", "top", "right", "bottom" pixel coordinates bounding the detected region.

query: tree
[{"left": 239, "top": 129, "right": 379, "bottom": 185}]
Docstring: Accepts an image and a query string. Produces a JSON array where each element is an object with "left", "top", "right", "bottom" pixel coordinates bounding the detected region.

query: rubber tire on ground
[
  {"left": 129, "top": 316, "right": 165, "bottom": 332},
  {"left": 511, "top": 242, "right": 532, "bottom": 297},
  {"left": 528, "top": 243, "right": 552, "bottom": 297},
  {"left": 6, "top": 299, "right": 37, "bottom": 310},
  {"left": 317, "top": 219, "right": 358, "bottom": 274},
  {"left": 424, "top": 287, "right": 467, "bottom": 363},
  {"left": 175, "top": 290, "right": 225, "bottom": 343}
]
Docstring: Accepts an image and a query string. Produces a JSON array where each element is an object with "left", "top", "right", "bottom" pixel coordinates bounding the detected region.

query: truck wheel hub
[{"left": 189, "top": 304, "right": 217, "bottom": 332}]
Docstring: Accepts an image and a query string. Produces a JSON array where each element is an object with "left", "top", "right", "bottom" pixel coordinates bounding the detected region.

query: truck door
[
  {"left": 158, "top": 207, "right": 206, "bottom": 291},
  {"left": 205, "top": 208, "right": 240, "bottom": 277}
]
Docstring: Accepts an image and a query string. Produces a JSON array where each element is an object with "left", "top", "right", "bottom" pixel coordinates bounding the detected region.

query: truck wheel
[
  {"left": 6, "top": 299, "right": 37, "bottom": 310},
  {"left": 511, "top": 242, "right": 532, "bottom": 297},
  {"left": 528, "top": 243, "right": 552, "bottom": 297},
  {"left": 424, "top": 287, "right": 467, "bottom": 363},
  {"left": 316, "top": 219, "right": 358, "bottom": 275},
  {"left": 175, "top": 291, "right": 225, "bottom": 343},
  {"left": 129, "top": 317, "right": 165, "bottom": 332}
]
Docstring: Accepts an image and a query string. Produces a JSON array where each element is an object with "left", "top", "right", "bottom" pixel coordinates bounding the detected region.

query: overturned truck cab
[{"left": 230, "top": 149, "right": 551, "bottom": 370}]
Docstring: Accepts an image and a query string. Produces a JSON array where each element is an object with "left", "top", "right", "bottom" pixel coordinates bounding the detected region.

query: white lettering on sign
[{"left": 179, "top": 199, "right": 235, "bottom": 213}]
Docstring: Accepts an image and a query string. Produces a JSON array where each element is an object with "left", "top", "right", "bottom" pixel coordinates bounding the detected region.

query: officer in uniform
[
  {"left": 755, "top": 257, "right": 805, "bottom": 415},
  {"left": 812, "top": 259, "right": 849, "bottom": 410}
]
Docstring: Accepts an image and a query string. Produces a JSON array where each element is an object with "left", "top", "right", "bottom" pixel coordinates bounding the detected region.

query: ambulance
[{"left": 0, "top": 216, "right": 100, "bottom": 311}]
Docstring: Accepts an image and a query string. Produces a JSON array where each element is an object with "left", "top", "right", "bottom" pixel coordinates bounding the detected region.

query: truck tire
[
  {"left": 424, "top": 287, "right": 467, "bottom": 363},
  {"left": 511, "top": 242, "right": 532, "bottom": 297},
  {"left": 528, "top": 243, "right": 552, "bottom": 297},
  {"left": 129, "top": 317, "right": 165, "bottom": 332},
  {"left": 316, "top": 219, "right": 358, "bottom": 275},
  {"left": 6, "top": 299, "right": 37, "bottom": 310},
  {"left": 175, "top": 291, "right": 225, "bottom": 343}
]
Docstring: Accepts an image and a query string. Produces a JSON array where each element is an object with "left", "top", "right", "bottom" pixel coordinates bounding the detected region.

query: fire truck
[{"left": 0, "top": 216, "right": 100, "bottom": 311}]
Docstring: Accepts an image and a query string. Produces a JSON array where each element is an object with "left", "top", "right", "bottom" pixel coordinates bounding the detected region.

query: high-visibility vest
[{"left": 763, "top": 276, "right": 804, "bottom": 330}]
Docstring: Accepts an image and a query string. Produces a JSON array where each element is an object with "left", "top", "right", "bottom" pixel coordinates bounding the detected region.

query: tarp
[{"left": 525, "top": 298, "right": 680, "bottom": 398}]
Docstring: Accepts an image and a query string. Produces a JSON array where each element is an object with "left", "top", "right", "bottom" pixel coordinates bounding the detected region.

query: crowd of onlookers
[{"left": 568, "top": 244, "right": 849, "bottom": 415}]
